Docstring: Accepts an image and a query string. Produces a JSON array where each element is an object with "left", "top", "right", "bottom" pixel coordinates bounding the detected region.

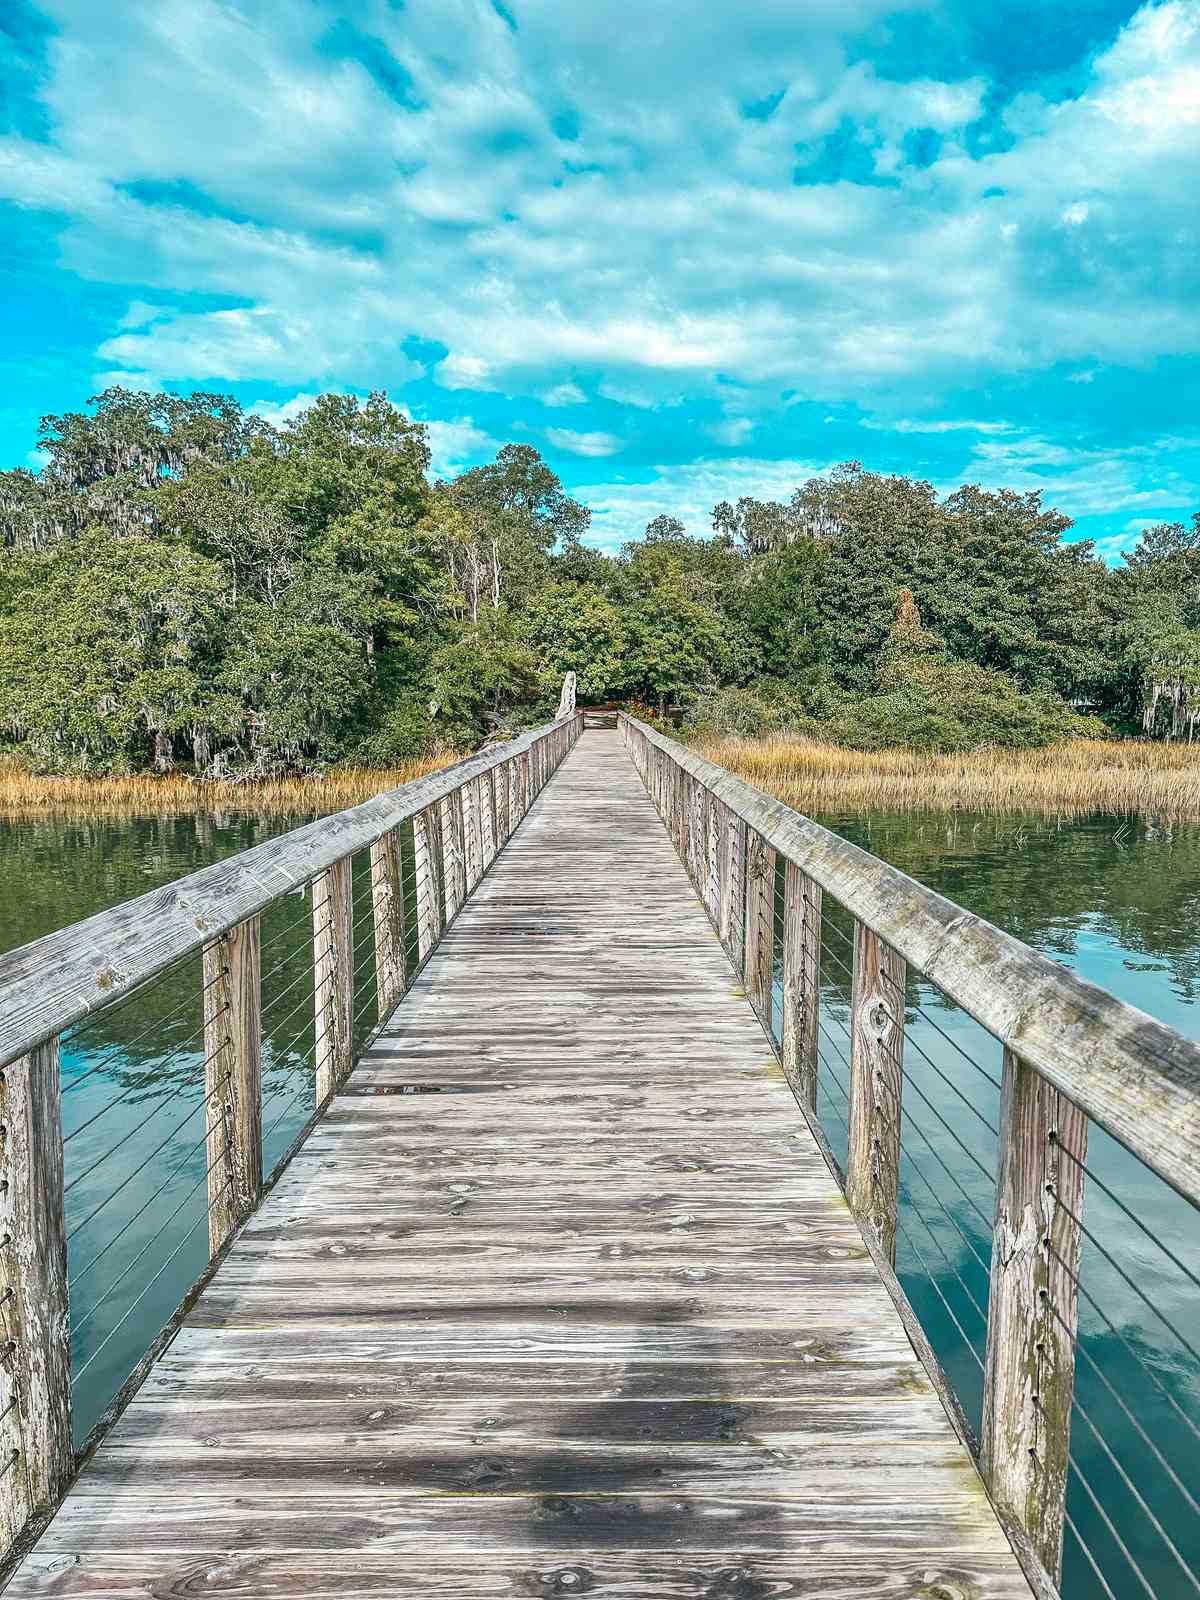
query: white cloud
[
  {"left": 576, "top": 454, "right": 828, "bottom": 550},
  {"left": 425, "top": 416, "right": 500, "bottom": 476},
  {"left": 2, "top": 0, "right": 1198, "bottom": 499},
  {"left": 954, "top": 431, "right": 1200, "bottom": 520},
  {"left": 704, "top": 417, "right": 754, "bottom": 446},
  {"left": 544, "top": 427, "right": 625, "bottom": 457},
  {"left": 860, "top": 417, "right": 1014, "bottom": 435},
  {"left": 542, "top": 382, "right": 587, "bottom": 406},
  {"left": 248, "top": 391, "right": 324, "bottom": 426}
]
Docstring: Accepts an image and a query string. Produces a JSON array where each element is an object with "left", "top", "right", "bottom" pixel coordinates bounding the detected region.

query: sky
[{"left": 1, "top": 0, "right": 1198, "bottom": 558}]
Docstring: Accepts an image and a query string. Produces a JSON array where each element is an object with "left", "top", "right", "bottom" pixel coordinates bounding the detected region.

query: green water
[
  {"left": 1, "top": 806, "right": 1197, "bottom": 1596},
  {"left": 800, "top": 810, "right": 1200, "bottom": 1600}
]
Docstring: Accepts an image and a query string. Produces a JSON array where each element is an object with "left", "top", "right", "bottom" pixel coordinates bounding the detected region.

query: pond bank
[{"left": 689, "top": 733, "right": 1200, "bottom": 819}]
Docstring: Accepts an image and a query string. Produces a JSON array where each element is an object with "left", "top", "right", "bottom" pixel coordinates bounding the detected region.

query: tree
[
  {"left": 521, "top": 583, "right": 627, "bottom": 701},
  {"left": 622, "top": 588, "right": 726, "bottom": 709},
  {"left": 0, "top": 532, "right": 232, "bottom": 772}
]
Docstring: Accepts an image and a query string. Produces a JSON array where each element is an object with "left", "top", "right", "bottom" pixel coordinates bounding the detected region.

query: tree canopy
[{"left": 0, "top": 388, "right": 1192, "bottom": 773}]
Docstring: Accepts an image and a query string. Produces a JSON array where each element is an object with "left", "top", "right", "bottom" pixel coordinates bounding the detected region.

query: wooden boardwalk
[{"left": 12, "top": 731, "right": 1030, "bottom": 1597}]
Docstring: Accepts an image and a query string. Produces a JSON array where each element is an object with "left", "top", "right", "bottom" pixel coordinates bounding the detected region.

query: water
[
  {"left": 0, "top": 812, "right": 325, "bottom": 1442},
  {"left": 799, "top": 810, "right": 1200, "bottom": 1600},
  {"left": 2, "top": 805, "right": 1198, "bottom": 1595}
]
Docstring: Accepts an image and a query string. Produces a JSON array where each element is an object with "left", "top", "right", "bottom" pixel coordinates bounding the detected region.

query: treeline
[{"left": 0, "top": 387, "right": 1196, "bottom": 774}]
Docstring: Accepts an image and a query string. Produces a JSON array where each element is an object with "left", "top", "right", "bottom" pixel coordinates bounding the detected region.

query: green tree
[
  {"left": 521, "top": 583, "right": 627, "bottom": 701},
  {"left": 622, "top": 589, "right": 726, "bottom": 709},
  {"left": 0, "top": 532, "right": 232, "bottom": 772}
]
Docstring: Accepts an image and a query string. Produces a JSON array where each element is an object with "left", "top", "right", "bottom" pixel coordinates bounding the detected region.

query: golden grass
[
  {"left": 0, "top": 756, "right": 458, "bottom": 820},
  {"left": 687, "top": 734, "right": 1200, "bottom": 820}
]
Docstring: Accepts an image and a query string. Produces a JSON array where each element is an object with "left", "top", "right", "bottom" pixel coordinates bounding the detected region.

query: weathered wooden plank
[
  {"left": 81, "top": 1421, "right": 973, "bottom": 1490},
  {"left": 413, "top": 804, "right": 443, "bottom": 960},
  {"left": 462, "top": 779, "right": 481, "bottom": 891},
  {"left": 621, "top": 714, "right": 1200, "bottom": 1207},
  {"left": 139, "top": 1348, "right": 934, "bottom": 1404},
  {"left": 481, "top": 770, "right": 497, "bottom": 867},
  {"left": 369, "top": 828, "right": 407, "bottom": 1014},
  {"left": 29, "top": 1492, "right": 1013, "bottom": 1554},
  {"left": 103, "top": 1394, "right": 956, "bottom": 1451},
  {"left": 1, "top": 1551, "right": 1039, "bottom": 1598},
  {"left": 201, "top": 916, "right": 262, "bottom": 1254},
  {"left": 0, "top": 1040, "right": 71, "bottom": 1548},
  {"left": 441, "top": 792, "right": 466, "bottom": 921},
  {"left": 780, "top": 861, "right": 821, "bottom": 1114},
  {"left": 981, "top": 1048, "right": 1087, "bottom": 1584},
  {"left": 743, "top": 832, "right": 775, "bottom": 1032},
  {"left": 846, "top": 922, "right": 905, "bottom": 1266},
  {"left": 312, "top": 856, "right": 353, "bottom": 1104}
]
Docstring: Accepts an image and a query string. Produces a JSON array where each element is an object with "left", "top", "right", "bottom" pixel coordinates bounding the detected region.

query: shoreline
[
  {"left": 0, "top": 757, "right": 454, "bottom": 821},
  {"left": 6, "top": 736, "right": 1200, "bottom": 824},
  {"left": 686, "top": 734, "right": 1200, "bottom": 821}
]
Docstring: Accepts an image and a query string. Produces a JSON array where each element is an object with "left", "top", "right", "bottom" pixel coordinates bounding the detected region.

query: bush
[
  {"left": 347, "top": 690, "right": 438, "bottom": 765},
  {"left": 682, "top": 682, "right": 825, "bottom": 740},
  {"left": 822, "top": 660, "right": 1105, "bottom": 753}
]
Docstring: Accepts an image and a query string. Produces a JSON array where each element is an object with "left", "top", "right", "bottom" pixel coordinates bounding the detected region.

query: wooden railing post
[
  {"left": 744, "top": 831, "right": 775, "bottom": 1031},
  {"left": 203, "top": 916, "right": 263, "bottom": 1254},
  {"left": 507, "top": 759, "right": 520, "bottom": 839},
  {"left": 462, "top": 780, "right": 481, "bottom": 892},
  {"left": 413, "top": 805, "right": 442, "bottom": 960},
  {"left": 781, "top": 861, "right": 822, "bottom": 1114},
  {"left": 441, "top": 792, "right": 466, "bottom": 922},
  {"left": 707, "top": 796, "right": 723, "bottom": 931},
  {"left": 519, "top": 752, "right": 531, "bottom": 820},
  {"left": 313, "top": 857, "right": 353, "bottom": 1103},
  {"left": 0, "top": 1039, "right": 71, "bottom": 1544},
  {"left": 847, "top": 920, "right": 905, "bottom": 1263},
  {"left": 981, "top": 1049, "right": 1087, "bottom": 1584},
  {"left": 721, "top": 811, "right": 747, "bottom": 971},
  {"left": 370, "top": 828, "right": 407, "bottom": 1016},
  {"left": 482, "top": 770, "right": 498, "bottom": 866}
]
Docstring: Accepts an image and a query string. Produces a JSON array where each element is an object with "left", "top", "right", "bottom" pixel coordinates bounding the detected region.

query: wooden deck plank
[
  {"left": 8, "top": 730, "right": 1029, "bottom": 1595},
  {"left": 11, "top": 1552, "right": 1033, "bottom": 1599}
]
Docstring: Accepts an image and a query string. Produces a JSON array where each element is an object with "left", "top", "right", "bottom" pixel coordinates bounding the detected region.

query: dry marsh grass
[
  {"left": 0, "top": 757, "right": 456, "bottom": 821},
  {"left": 688, "top": 734, "right": 1200, "bottom": 820}
]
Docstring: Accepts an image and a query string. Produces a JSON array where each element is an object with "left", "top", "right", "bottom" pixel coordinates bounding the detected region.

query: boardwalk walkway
[{"left": 12, "top": 732, "right": 1030, "bottom": 1597}]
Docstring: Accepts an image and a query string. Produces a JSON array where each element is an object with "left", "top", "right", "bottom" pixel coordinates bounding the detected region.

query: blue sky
[{"left": 1, "top": 0, "right": 1198, "bottom": 557}]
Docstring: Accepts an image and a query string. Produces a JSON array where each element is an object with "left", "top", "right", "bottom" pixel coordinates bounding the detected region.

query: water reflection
[
  {"left": 806, "top": 810, "right": 1200, "bottom": 1600},
  {"left": 3, "top": 806, "right": 1200, "bottom": 1592}
]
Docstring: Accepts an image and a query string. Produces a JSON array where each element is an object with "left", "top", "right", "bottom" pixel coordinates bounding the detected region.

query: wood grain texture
[
  {"left": 0, "top": 1041, "right": 72, "bottom": 1546},
  {"left": 846, "top": 922, "right": 905, "bottom": 1266},
  {"left": 780, "top": 861, "right": 821, "bottom": 1114},
  {"left": 620, "top": 713, "right": 1200, "bottom": 1209},
  {"left": 10, "top": 730, "right": 1028, "bottom": 1596},
  {"left": 413, "top": 806, "right": 443, "bottom": 961},
  {"left": 0, "top": 717, "right": 581, "bottom": 1074},
  {"left": 370, "top": 830, "right": 407, "bottom": 1016},
  {"left": 312, "top": 856, "right": 353, "bottom": 1105},
  {"left": 202, "top": 917, "right": 263, "bottom": 1255},
  {"left": 743, "top": 832, "right": 775, "bottom": 1034},
  {"left": 4, "top": 1551, "right": 1039, "bottom": 1597},
  {"left": 981, "top": 1049, "right": 1087, "bottom": 1584}
]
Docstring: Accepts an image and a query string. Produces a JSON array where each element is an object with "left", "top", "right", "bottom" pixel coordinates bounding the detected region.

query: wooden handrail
[
  {"left": 620, "top": 712, "right": 1200, "bottom": 1210},
  {"left": 0, "top": 702, "right": 583, "bottom": 1563},
  {"left": 0, "top": 714, "right": 581, "bottom": 1075},
  {"left": 620, "top": 708, "right": 1200, "bottom": 1590}
]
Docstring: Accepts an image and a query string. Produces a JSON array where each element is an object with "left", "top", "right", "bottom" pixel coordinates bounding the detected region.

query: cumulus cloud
[
  {"left": 542, "top": 382, "right": 587, "bottom": 406},
  {"left": 544, "top": 427, "right": 625, "bottom": 457},
  {"left": 0, "top": 0, "right": 1196, "bottom": 528},
  {"left": 705, "top": 418, "right": 755, "bottom": 446},
  {"left": 576, "top": 454, "right": 829, "bottom": 550},
  {"left": 425, "top": 416, "right": 501, "bottom": 475}
]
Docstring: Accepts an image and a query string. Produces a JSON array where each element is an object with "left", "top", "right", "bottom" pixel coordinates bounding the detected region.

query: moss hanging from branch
[{"left": 1142, "top": 630, "right": 1200, "bottom": 740}]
